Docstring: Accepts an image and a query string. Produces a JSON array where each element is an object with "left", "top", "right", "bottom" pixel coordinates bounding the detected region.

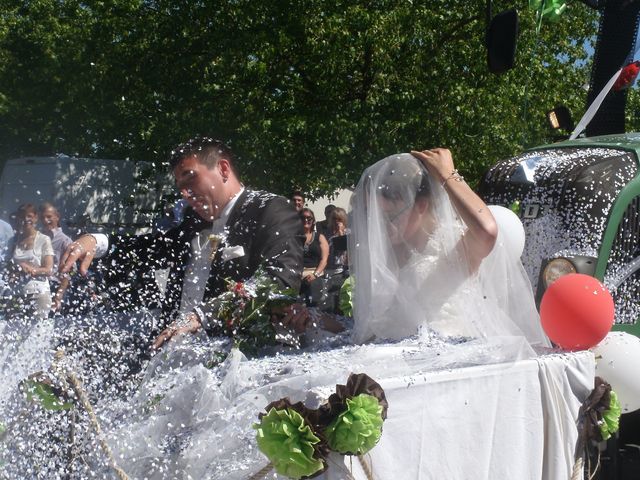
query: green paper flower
[
  {"left": 325, "top": 393, "right": 383, "bottom": 455},
  {"left": 254, "top": 407, "right": 324, "bottom": 479},
  {"left": 339, "top": 275, "right": 354, "bottom": 317},
  {"left": 24, "top": 379, "right": 73, "bottom": 411},
  {"left": 600, "top": 390, "right": 622, "bottom": 441}
]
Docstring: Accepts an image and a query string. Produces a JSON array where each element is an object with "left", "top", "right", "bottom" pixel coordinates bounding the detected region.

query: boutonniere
[{"left": 208, "top": 234, "right": 223, "bottom": 261}]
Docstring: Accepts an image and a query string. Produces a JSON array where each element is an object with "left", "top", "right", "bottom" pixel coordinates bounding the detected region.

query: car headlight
[{"left": 542, "top": 258, "right": 577, "bottom": 288}]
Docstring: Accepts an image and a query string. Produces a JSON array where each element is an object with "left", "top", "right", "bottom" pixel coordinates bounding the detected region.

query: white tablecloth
[{"left": 324, "top": 351, "right": 595, "bottom": 480}]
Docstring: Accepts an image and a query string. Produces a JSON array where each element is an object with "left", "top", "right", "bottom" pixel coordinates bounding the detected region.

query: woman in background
[
  {"left": 7, "top": 203, "right": 54, "bottom": 319},
  {"left": 300, "top": 208, "right": 329, "bottom": 307},
  {"left": 323, "top": 207, "right": 350, "bottom": 313},
  {"left": 0, "top": 204, "right": 56, "bottom": 431}
]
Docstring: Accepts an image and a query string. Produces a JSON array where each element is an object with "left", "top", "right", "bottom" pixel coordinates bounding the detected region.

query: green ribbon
[
  {"left": 325, "top": 394, "right": 384, "bottom": 455},
  {"left": 254, "top": 407, "right": 324, "bottom": 479},
  {"left": 530, "top": 0, "right": 567, "bottom": 32}
]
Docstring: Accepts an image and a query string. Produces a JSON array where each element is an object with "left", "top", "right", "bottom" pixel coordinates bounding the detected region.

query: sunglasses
[{"left": 302, "top": 216, "right": 314, "bottom": 222}]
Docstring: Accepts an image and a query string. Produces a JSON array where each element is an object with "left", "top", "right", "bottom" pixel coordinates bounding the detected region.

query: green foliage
[
  {"left": 625, "top": 88, "right": 640, "bottom": 131},
  {"left": 204, "top": 350, "right": 230, "bottom": 369},
  {"left": 0, "top": 1, "right": 597, "bottom": 195},
  {"left": 143, "top": 393, "right": 165, "bottom": 415},
  {"left": 207, "top": 267, "right": 297, "bottom": 355},
  {"left": 339, "top": 275, "right": 354, "bottom": 317}
]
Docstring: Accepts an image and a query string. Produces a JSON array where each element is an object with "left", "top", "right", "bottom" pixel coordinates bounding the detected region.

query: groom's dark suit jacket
[{"left": 98, "top": 189, "right": 303, "bottom": 331}]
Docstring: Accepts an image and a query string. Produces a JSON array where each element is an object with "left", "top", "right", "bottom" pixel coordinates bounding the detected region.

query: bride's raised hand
[
  {"left": 413, "top": 148, "right": 497, "bottom": 269},
  {"left": 410, "top": 148, "right": 455, "bottom": 184}
]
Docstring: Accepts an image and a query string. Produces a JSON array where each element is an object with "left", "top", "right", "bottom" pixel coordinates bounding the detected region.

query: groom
[{"left": 59, "top": 137, "right": 306, "bottom": 347}]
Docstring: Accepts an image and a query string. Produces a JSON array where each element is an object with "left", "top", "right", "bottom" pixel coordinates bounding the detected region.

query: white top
[{"left": 12, "top": 231, "right": 54, "bottom": 295}]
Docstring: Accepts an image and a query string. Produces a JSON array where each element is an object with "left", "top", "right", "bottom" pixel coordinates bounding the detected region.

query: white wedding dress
[
  {"left": 350, "top": 153, "right": 549, "bottom": 348},
  {"left": 397, "top": 240, "right": 484, "bottom": 339}
]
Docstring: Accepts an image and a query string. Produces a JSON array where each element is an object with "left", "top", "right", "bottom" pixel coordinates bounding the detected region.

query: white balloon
[
  {"left": 488, "top": 205, "right": 526, "bottom": 260},
  {"left": 592, "top": 331, "right": 640, "bottom": 413}
]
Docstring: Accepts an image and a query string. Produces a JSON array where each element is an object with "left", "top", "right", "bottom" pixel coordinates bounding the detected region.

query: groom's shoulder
[{"left": 238, "top": 189, "right": 295, "bottom": 216}]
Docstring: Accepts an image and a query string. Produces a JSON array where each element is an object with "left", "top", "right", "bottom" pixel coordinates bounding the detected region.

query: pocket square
[{"left": 221, "top": 245, "right": 245, "bottom": 262}]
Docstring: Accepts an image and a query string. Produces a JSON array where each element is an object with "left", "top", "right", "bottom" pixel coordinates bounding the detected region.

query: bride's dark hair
[{"left": 367, "top": 155, "right": 431, "bottom": 203}]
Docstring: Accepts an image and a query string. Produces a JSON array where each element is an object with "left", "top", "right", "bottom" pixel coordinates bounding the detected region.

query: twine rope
[
  {"left": 358, "top": 454, "right": 374, "bottom": 480},
  {"left": 247, "top": 462, "right": 273, "bottom": 480},
  {"left": 53, "top": 350, "right": 130, "bottom": 480}
]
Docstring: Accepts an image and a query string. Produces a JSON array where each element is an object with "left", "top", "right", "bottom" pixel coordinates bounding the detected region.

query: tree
[{"left": 0, "top": 1, "right": 597, "bottom": 197}]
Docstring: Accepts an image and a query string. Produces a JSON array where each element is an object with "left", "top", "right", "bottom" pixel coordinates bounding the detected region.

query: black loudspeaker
[{"left": 486, "top": 9, "right": 519, "bottom": 74}]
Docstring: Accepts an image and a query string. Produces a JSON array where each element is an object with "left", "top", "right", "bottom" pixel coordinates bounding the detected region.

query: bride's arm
[{"left": 410, "top": 148, "right": 497, "bottom": 272}]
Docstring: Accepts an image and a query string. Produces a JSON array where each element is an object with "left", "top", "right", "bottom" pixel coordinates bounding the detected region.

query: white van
[{"left": 0, "top": 155, "right": 172, "bottom": 234}]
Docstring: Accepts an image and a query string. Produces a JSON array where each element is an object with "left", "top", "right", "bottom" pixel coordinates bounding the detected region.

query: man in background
[
  {"left": 0, "top": 217, "right": 14, "bottom": 294},
  {"left": 291, "top": 190, "right": 305, "bottom": 212},
  {"left": 315, "top": 204, "right": 336, "bottom": 238},
  {"left": 0, "top": 217, "right": 13, "bottom": 260},
  {"left": 39, "top": 202, "right": 73, "bottom": 311}
]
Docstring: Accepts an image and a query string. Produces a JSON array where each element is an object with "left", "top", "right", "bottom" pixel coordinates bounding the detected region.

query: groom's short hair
[{"left": 169, "top": 137, "right": 238, "bottom": 177}]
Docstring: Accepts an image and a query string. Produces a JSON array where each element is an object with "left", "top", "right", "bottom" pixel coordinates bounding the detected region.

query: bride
[{"left": 349, "top": 148, "right": 550, "bottom": 347}]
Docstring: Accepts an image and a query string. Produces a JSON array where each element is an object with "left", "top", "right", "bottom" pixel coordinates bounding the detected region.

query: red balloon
[{"left": 540, "top": 273, "right": 614, "bottom": 350}]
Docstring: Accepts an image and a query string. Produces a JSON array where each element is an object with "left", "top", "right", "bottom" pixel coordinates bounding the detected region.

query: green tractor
[
  {"left": 480, "top": 134, "right": 640, "bottom": 337},
  {"left": 480, "top": 0, "right": 640, "bottom": 341}
]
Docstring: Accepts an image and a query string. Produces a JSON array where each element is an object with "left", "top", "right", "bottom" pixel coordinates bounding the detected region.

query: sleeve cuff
[{"left": 91, "top": 233, "right": 109, "bottom": 258}]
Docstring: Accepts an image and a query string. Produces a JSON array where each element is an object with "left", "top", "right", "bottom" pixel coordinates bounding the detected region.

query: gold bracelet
[{"left": 442, "top": 169, "right": 464, "bottom": 187}]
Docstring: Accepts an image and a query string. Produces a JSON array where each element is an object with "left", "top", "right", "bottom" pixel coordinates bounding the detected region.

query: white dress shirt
[{"left": 179, "top": 188, "right": 244, "bottom": 314}]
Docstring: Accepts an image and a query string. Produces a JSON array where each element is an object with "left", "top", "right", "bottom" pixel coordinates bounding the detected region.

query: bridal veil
[{"left": 349, "top": 153, "right": 550, "bottom": 349}]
